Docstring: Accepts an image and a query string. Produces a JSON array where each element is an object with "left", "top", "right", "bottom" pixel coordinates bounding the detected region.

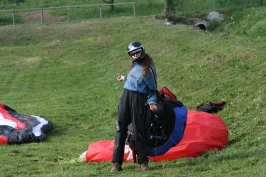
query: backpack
[
  {"left": 127, "top": 88, "right": 187, "bottom": 158},
  {"left": 196, "top": 101, "right": 226, "bottom": 113},
  {"left": 145, "top": 90, "right": 187, "bottom": 156},
  {"left": 160, "top": 87, "right": 177, "bottom": 100}
]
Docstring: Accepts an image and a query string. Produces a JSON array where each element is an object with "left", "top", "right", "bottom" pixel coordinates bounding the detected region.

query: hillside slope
[{"left": 0, "top": 11, "right": 265, "bottom": 176}]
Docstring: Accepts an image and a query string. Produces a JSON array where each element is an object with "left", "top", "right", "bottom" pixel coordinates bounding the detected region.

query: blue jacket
[{"left": 124, "top": 63, "right": 157, "bottom": 105}]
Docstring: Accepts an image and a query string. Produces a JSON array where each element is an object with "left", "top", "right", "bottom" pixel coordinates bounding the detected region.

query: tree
[
  {"left": 1, "top": 0, "right": 25, "bottom": 9},
  {"left": 163, "top": 0, "right": 184, "bottom": 19},
  {"left": 103, "top": 0, "right": 114, "bottom": 12},
  {"left": 1, "top": 0, "right": 8, "bottom": 9}
]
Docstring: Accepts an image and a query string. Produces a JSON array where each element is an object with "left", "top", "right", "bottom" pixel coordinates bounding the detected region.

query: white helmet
[{"left": 127, "top": 41, "right": 145, "bottom": 62}]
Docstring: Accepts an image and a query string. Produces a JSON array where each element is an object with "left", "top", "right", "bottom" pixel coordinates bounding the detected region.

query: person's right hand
[
  {"left": 150, "top": 104, "right": 157, "bottom": 112},
  {"left": 117, "top": 75, "right": 125, "bottom": 81}
]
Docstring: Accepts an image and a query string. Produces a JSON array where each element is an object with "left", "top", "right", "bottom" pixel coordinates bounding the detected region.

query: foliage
[
  {"left": 208, "top": 18, "right": 221, "bottom": 31},
  {"left": 164, "top": 0, "right": 184, "bottom": 18},
  {"left": 0, "top": 0, "right": 24, "bottom": 10},
  {"left": 0, "top": 0, "right": 164, "bottom": 25},
  {"left": 206, "top": 6, "right": 266, "bottom": 38},
  {"left": 8, "top": 0, "right": 25, "bottom": 3},
  {"left": 102, "top": 0, "right": 114, "bottom": 11},
  {"left": 0, "top": 0, "right": 263, "bottom": 25},
  {"left": 163, "top": 0, "right": 262, "bottom": 19}
]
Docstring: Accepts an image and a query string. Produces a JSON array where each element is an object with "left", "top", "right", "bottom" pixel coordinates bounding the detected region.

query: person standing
[{"left": 111, "top": 41, "right": 157, "bottom": 171}]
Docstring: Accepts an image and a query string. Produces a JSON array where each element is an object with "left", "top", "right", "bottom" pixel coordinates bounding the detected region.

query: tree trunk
[
  {"left": 103, "top": 0, "right": 114, "bottom": 12},
  {"left": 1, "top": 0, "right": 7, "bottom": 9},
  {"left": 163, "top": 0, "right": 170, "bottom": 18},
  {"left": 164, "top": 0, "right": 176, "bottom": 19}
]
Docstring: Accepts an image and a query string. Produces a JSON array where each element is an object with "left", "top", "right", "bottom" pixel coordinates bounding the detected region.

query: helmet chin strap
[{"left": 133, "top": 58, "right": 143, "bottom": 63}]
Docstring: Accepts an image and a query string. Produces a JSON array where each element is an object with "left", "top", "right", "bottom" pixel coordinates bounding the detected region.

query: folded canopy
[
  {"left": 86, "top": 110, "right": 228, "bottom": 162},
  {"left": 0, "top": 104, "right": 53, "bottom": 145}
]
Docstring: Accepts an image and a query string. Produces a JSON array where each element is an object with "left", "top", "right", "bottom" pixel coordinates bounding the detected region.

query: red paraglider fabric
[{"left": 86, "top": 110, "right": 228, "bottom": 162}]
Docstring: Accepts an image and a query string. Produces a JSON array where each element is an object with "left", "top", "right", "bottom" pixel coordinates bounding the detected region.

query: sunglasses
[{"left": 130, "top": 49, "right": 142, "bottom": 56}]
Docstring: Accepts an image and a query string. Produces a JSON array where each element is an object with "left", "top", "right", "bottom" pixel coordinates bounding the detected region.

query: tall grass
[
  {"left": 0, "top": 0, "right": 263, "bottom": 26},
  {"left": 0, "top": 1, "right": 164, "bottom": 25}
]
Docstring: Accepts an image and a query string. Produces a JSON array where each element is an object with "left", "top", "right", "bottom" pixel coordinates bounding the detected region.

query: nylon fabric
[{"left": 112, "top": 90, "right": 149, "bottom": 164}]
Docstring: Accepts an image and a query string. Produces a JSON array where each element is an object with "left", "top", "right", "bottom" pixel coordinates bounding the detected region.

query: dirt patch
[
  {"left": 19, "top": 10, "right": 65, "bottom": 24},
  {"left": 188, "top": 13, "right": 204, "bottom": 26}
]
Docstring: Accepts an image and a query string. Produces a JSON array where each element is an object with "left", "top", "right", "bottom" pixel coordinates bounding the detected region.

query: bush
[{"left": 208, "top": 18, "right": 220, "bottom": 31}]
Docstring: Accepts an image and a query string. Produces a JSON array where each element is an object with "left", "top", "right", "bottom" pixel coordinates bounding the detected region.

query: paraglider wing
[
  {"left": 0, "top": 104, "right": 53, "bottom": 145},
  {"left": 149, "top": 110, "right": 228, "bottom": 161},
  {"left": 85, "top": 110, "right": 228, "bottom": 162}
]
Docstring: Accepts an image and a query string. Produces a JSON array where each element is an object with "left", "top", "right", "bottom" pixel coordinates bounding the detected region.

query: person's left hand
[{"left": 150, "top": 104, "right": 157, "bottom": 112}]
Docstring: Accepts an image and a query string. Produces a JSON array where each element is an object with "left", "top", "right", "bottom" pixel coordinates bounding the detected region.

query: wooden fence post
[
  {"left": 100, "top": 5, "right": 103, "bottom": 18},
  {"left": 12, "top": 10, "right": 16, "bottom": 25},
  {"left": 133, "top": 3, "right": 136, "bottom": 16},
  {"left": 41, "top": 9, "right": 44, "bottom": 24},
  {"left": 68, "top": 7, "right": 71, "bottom": 22},
  {"left": 1, "top": 2, "right": 137, "bottom": 25}
]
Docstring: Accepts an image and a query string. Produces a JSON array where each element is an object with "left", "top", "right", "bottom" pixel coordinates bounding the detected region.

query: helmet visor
[{"left": 130, "top": 49, "right": 142, "bottom": 57}]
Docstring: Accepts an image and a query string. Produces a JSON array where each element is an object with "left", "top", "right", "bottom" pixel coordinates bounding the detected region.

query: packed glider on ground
[
  {"left": 0, "top": 104, "right": 53, "bottom": 145},
  {"left": 85, "top": 110, "right": 228, "bottom": 162}
]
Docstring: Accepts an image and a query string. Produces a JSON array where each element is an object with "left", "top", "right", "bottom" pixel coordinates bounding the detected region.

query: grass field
[
  {"left": 0, "top": 0, "right": 262, "bottom": 26},
  {"left": 0, "top": 3, "right": 266, "bottom": 177}
]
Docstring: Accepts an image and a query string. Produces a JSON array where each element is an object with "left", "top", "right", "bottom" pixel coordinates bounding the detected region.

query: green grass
[
  {"left": 0, "top": 0, "right": 165, "bottom": 25},
  {"left": 0, "top": 0, "right": 262, "bottom": 26},
  {"left": 0, "top": 5, "right": 266, "bottom": 177}
]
